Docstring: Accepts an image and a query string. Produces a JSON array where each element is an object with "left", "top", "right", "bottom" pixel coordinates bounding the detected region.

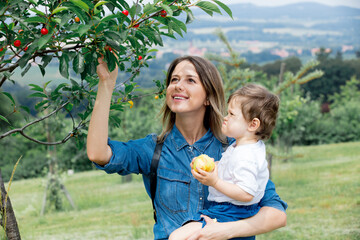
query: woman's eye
[
  {"left": 188, "top": 79, "right": 195, "bottom": 83},
  {"left": 171, "top": 78, "right": 178, "bottom": 82}
]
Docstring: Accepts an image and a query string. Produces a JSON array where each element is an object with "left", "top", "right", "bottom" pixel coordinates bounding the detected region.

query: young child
[{"left": 169, "top": 83, "right": 280, "bottom": 240}]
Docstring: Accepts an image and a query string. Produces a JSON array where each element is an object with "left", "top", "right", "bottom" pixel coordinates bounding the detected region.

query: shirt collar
[{"left": 170, "top": 124, "right": 214, "bottom": 152}]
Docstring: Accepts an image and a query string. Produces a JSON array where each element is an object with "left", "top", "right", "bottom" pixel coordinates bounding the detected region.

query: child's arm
[{"left": 191, "top": 164, "right": 254, "bottom": 202}]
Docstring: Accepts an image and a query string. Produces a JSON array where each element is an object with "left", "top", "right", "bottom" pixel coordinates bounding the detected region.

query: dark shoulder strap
[
  {"left": 150, "top": 138, "right": 164, "bottom": 222},
  {"left": 221, "top": 137, "right": 229, "bottom": 152}
]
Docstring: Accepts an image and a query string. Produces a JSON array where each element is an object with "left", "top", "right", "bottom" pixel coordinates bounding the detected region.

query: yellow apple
[{"left": 192, "top": 154, "right": 215, "bottom": 173}]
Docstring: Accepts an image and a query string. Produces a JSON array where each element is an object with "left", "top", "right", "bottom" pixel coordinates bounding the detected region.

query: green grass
[{"left": 2, "top": 142, "right": 360, "bottom": 239}]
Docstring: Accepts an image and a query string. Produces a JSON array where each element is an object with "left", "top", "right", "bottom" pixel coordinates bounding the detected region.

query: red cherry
[
  {"left": 105, "top": 45, "right": 112, "bottom": 52},
  {"left": 0, "top": 47, "right": 3, "bottom": 51},
  {"left": 14, "top": 40, "right": 21, "bottom": 47},
  {"left": 24, "top": 46, "right": 28, "bottom": 51},
  {"left": 138, "top": 56, "right": 143, "bottom": 60},
  {"left": 41, "top": 28, "right": 48, "bottom": 35},
  {"left": 160, "top": 10, "right": 167, "bottom": 17},
  {"left": 133, "top": 23, "right": 139, "bottom": 28},
  {"left": 122, "top": 10, "right": 129, "bottom": 16}
]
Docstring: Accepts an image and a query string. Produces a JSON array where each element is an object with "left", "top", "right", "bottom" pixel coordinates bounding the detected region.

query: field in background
[{"left": 3, "top": 141, "right": 360, "bottom": 239}]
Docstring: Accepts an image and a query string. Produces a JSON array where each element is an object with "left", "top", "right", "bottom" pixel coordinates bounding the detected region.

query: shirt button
[{"left": 200, "top": 197, "right": 203, "bottom": 200}]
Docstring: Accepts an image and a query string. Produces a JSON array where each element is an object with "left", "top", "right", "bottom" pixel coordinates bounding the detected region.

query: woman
[{"left": 87, "top": 56, "right": 287, "bottom": 240}]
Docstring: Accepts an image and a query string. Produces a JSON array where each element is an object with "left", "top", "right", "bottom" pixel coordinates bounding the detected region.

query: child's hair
[{"left": 228, "top": 84, "right": 279, "bottom": 140}]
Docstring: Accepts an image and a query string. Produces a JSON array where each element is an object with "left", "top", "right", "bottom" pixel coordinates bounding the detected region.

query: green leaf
[
  {"left": 19, "top": 106, "right": 30, "bottom": 114},
  {"left": 138, "top": 28, "right": 156, "bottom": 42},
  {"left": 185, "top": 9, "right": 195, "bottom": 24},
  {"left": 78, "top": 24, "right": 92, "bottom": 36},
  {"left": 38, "top": 29, "right": 54, "bottom": 49},
  {"left": 143, "top": 3, "right": 156, "bottom": 15},
  {"left": 196, "top": 1, "right": 222, "bottom": 14},
  {"left": 160, "top": 4, "right": 173, "bottom": 17},
  {"left": 70, "top": 79, "right": 81, "bottom": 91},
  {"left": 213, "top": 0, "right": 233, "bottom": 18},
  {"left": 35, "top": 100, "right": 49, "bottom": 110},
  {"left": 100, "top": 13, "right": 120, "bottom": 23},
  {"left": 169, "top": 17, "right": 187, "bottom": 33},
  {"left": 25, "top": 16, "right": 47, "bottom": 24},
  {"left": 94, "top": 1, "right": 108, "bottom": 9},
  {"left": 104, "top": 30, "right": 125, "bottom": 43},
  {"left": 59, "top": 53, "right": 70, "bottom": 79},
  {"left": 29, "top": 8, "right": 46, "bottom": 16},
  {"left": 21, "top": 64, "right": 32, "bottom": 77},
  {"left": 41, "top": 55, "right": 53, "bottom": 68},
  {"left": 52, "top": 6, "right": 69, "bottom": 14},
  {"left": 29, "top": 92, "right": 48, "bottom": 98},
  {"left": 65, "top": 103, "right": 74, "bottom": 112},
  {"left": 44, "top": 80, "right": 52, "bottom": 90},
  {"left": 19, "top": 53, "right": 32, "bottom": 69},
  {"left": 105, "top": 50, "right": 116, "bottom": 72},
  {"left": 53, "top": 83, "right": 68, "bottom": 94},
  {"left": 152, "top": 30, "right": 163, "bottom": 46},
  {"left": 125, "top": 84, "right": 134, "bottom": 94},
  {"left": 0, "top": 115, "right": 11, "bottom": 125},
  {"left": 73, "top": 53, "right": 85, "bottom": 74},
  {"left": 110, "top": 104, "right": 124, "bottom": 111},
  {"left": 28, "top": 0, "right": 38, "bottom": 5},
  {"left": 29, "top": 84, "right": 43, "bottom": 92},
  {"left": 70, "top": 0, "right": 90, "bottom": 11},
  {"left": 147, "top": 49, "right": 158, "bottom": 53},
  {"left": 2, "top": 92, "right": 15, "bottom": 105},
  {"left": 168, "top": 21, "right": 183, "bottom": 37},
  {"left": 38, "top": 65, "right": 45, "bottom": 76}
]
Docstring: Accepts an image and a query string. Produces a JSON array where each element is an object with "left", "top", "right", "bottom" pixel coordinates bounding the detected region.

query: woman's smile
[{"left": 166, "top": 60, "right": 208, "bottom": 115}]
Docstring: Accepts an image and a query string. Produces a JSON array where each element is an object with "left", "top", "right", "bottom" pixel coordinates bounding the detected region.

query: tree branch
[
  {"left": 0, "top": 101, "right": 73, "bottom": 145},
  {"left": 0, "top": 44, "right": 85, "bottom": 87},
  {"left": 136, "top": 0, "right": 179, "bottom": 26}
]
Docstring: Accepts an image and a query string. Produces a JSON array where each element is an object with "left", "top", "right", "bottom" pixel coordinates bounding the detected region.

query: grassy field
[{"left": 2, "top": 141, "right": 360, "bottom": 239}]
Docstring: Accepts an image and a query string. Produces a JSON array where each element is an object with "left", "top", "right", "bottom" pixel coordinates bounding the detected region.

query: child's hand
[{"left": 191, "top": 162, "right": 219, "bottom": 187}]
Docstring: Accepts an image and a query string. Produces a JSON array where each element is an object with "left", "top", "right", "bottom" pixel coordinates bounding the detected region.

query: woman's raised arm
[{"left": 86, "top": 58, "right": 118, "bottom": 165}]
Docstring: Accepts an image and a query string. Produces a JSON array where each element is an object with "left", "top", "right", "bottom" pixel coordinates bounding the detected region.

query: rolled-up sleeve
[
  {"left": 93, "top": 134, "right": 156, "bottom": 176},
  {"left": 259, "top": 179, "right": 288, "bottom": 212}
]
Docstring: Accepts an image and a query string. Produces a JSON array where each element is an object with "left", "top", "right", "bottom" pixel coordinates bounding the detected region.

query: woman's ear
[
  {"left": 248, "top": 118, "right": 260, "bottom": 132},
  {"left": 204, "top": 97, "right": 210, "bottom": 106}
]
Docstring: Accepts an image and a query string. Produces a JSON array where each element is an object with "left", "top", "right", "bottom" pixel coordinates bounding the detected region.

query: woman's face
[{"left": 166, "top": 60, "right": 208, "bottom": 116}]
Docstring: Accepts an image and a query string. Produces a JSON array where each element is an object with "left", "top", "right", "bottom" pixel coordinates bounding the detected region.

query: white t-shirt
[{"left": 208, "top": 140, "right": 269, "bottom": 206}]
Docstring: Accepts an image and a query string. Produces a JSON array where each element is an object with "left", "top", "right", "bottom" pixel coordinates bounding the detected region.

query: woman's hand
[
  {"left": 186, "top": 215, "right": 231, "bottom": 240},
  {"left": 96, "top": 56, "right": 118, "bottom": 88}
]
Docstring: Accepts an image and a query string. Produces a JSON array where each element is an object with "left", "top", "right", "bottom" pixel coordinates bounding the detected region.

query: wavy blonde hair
[{"left": 158, "top": 56, "right": 226, "bottom": 143}]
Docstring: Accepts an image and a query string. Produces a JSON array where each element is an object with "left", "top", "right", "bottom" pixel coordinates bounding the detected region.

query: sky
[{"left": 220, "top": 0, "right": 360, "bottom": 9}]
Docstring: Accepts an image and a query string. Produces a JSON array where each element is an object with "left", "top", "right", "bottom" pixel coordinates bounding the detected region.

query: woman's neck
[{"left": 175, "top": 115, "right": 207, "bottom": 145}]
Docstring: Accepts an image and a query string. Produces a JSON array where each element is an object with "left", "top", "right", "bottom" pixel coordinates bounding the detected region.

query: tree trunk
[{"left": 0, "top": 169, "right": 21, "bottom": 240}]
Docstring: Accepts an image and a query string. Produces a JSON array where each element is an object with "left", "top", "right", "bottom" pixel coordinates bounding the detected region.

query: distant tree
[
  {"left": 261, "top": 56, "right": 302, "bottom": 77},
  {"left": 356, "top": 50, "right": 360, "bottom": 58},
  {"left": 302, "top": 50, "right": 359, "bottom": 102}
]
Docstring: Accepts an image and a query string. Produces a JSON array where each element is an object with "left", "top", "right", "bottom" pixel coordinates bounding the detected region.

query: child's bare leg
[{"left": 169, "top": 222, "right": 202, "bottom": 240}]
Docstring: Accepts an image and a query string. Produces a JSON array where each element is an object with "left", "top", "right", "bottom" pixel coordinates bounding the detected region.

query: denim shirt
[{"left": 95, "top": 125, "right": 288, "bottom": 240}]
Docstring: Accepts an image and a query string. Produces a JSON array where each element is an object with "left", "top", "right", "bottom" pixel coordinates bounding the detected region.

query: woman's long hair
[{"left": 158, "top": 56, "right": 226, "bottom": 143}]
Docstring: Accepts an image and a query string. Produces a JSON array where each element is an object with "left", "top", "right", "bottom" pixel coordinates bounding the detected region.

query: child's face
[{"left": 222, "top": 99, "right": 250, "bottom": 141}]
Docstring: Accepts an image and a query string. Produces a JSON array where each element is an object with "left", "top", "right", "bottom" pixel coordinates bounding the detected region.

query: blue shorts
[{"left": 185, "top": 201, "right": 260, "bottom": 240}]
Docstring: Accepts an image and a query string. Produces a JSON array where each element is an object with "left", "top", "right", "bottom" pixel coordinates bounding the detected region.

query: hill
[{"left": 164, "top": 2, "right": 360, "bottom": 53}]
